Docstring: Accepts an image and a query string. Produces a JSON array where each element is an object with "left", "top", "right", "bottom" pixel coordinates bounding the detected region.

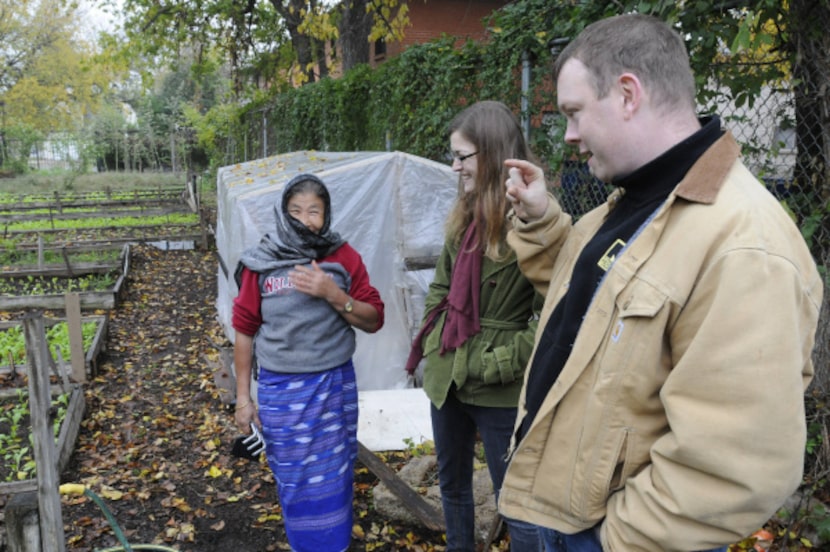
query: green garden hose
[
  {"left": 60, "top": 484, "right": 179, "bottom": 552},
  {"left": 98, "top": 547, "right": 181, "bottom": 552}
]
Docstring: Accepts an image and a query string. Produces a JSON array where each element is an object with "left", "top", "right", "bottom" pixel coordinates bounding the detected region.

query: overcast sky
[{"left": 77, "top": 0, "right": 124, "bottom": 39}]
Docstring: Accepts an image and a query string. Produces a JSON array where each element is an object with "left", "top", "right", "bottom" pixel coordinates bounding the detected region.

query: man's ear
[{"left": 618, "top": 72, "right": 643, "bottom": 119}]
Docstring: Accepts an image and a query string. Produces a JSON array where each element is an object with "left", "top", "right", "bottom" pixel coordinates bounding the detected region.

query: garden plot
[
  {"left": 0, "top": 314, "right": 109, "bottom": 381},
  {"left": 0, "top": 313, "right": 93, "bottom": 496},
  {"left": 0, "top": 247, "right": 129, "bottom": 311},
  {"left": 0, "top": 186, "right": 209, "bottom": 256},
  {"left": 0, "top": 185, "right": 207, "bottom": 311}
]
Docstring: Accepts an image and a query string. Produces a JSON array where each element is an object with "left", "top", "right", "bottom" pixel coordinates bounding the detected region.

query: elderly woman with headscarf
[{"left": 232, "top": 173, "right": 385, "bottom": 552}]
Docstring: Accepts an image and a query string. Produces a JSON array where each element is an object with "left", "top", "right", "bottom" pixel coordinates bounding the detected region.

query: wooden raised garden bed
[
  {"left": 0, "top": 250, "right": 129, "bottom": 311},
  {"left": 0, "top": 314, "right": 109, "bottom": 383},
  {"left": 0, "top": 185, "right": 209, "bottom": 254},
  {"left": 0, "top": 312, "right": 92, "bottom": 497},
  {"left": 0, "top": 384, "right": 85, "bottom": 496}
]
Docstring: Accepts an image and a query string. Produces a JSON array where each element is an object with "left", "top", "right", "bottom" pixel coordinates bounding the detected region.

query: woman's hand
[
  {"left": 290, "top": 260, "right": 337, "bottom": 299},
  {"left": 234, "top": 400, "right": 261, "bottom": 434},
  {"left": 290, "top": 260, "right": 380, "bottom": 333}
]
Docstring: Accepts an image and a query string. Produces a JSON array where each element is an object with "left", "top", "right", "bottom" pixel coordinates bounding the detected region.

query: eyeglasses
[{"left": 446, "top": 150, "right": 478, "bottom": 163}]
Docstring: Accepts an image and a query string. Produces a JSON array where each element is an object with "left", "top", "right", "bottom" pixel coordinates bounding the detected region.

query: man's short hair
[{"left": 553, "top": 14, "right": 697, "bottom": 114}]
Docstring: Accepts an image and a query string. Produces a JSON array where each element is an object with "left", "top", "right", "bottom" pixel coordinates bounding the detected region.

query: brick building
[{"left": 369, "top": 0, "right": 510, "bottom": 65}]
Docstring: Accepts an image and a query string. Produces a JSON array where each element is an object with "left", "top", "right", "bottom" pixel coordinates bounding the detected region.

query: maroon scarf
[{"left": 405, "top": 223, "right": 482, "bottom": 375}]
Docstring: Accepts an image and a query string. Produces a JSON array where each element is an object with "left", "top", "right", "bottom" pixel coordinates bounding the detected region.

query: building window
[{"left": 374, "top": 38, "right": 386, "bottom": 60}]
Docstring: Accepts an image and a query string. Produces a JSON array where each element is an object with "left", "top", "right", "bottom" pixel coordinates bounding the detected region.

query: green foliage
[
  {"left": 1, "top": 123, "right": 44, "bottom": 174},
  {"left": 0, "top": 172, "right": 184, "bottom": 196},
  {"left": 0, "top": 389, "right": 70, "bottom": 482},
  {"left": 0, "top": 248, "right": 121, "bottom": 267},
  {"left": 0, "top": 274, "right": 117, "bottom": 296},
  {"left": 806, "top": 421, "right": 823, "bottom": 454},
  {"left": 808, "top": 502, "right": 830, "bottom": 542},
  {"left": 3, "top": 213, "right": 198, "bottom": 233},
  {"left": 229, "top": 35, "right": 525, "bottom": 163},
  {"left": 402, "top": 437, "right": 435, "bottom": 457},
  {"left": 193, "top": 0, "right": 793, "bottom": 182},
  {"left": 0, "top": 321, "right": 98, "bottom": 366}
]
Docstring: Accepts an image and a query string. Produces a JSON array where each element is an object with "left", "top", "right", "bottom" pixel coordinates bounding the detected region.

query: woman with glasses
[{"left": 406, "top": 100, "right": 542, "bottom": 551}]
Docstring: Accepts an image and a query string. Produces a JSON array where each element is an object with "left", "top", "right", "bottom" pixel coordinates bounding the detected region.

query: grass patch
[
  {"left": 0, "top": 170, "right": 217, "bottom": 207},
  {"left": 0, "top": 171, "right": 188, "bottom": 195}
]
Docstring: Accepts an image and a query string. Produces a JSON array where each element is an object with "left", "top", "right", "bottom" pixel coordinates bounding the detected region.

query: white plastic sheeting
[{"left": 215, "top": 150, "right": 457, "bottom": 391}]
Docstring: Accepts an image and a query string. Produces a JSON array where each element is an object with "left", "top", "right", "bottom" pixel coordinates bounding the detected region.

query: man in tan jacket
[{"left": 498, "top": 13, "right": 824, "bottom": 552}]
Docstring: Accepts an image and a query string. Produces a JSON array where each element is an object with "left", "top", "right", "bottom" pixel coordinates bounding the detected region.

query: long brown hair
[{"left": 445, "top": 100, "right": 538, "bottom": 260}]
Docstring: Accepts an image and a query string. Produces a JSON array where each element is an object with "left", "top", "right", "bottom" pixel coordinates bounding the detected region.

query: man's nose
[{"left": 564, "top": 124, "right": 579, "bottom": 145}]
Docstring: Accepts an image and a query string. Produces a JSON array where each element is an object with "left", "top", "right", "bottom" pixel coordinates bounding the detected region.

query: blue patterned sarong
[{"left": 257, "top": 360, "right": 358, "bottom": 552}]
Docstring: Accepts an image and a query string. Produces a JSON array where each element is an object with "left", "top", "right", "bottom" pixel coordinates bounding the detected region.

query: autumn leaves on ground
[{"left": 57, "top": 244, "right": 451, "bottom": 552}]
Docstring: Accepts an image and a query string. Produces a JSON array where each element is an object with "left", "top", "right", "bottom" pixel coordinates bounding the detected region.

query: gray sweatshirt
[{"left": 253, "top": 259, "right": 355, "bottom": 373}]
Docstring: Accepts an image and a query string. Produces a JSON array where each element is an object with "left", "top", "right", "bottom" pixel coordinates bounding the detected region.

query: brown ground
[{"left": 1, "top": 243, "right": 479, "bottom": 551}]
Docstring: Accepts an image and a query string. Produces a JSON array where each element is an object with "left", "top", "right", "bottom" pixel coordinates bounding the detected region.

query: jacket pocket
[
  {"left": 606, "top": 428, "right": 633, "bottom": 493},
  {"left": 481, "top": 345, "right": 515, "bottom": 385},
  {"left": 580, "top": 427, "right": 637, "bottom": 520},
  {"left": 595, "top": 278, "right": 670, "bottom": 391}
]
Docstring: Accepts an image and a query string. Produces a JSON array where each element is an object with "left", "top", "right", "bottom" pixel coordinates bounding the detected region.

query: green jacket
[{"left": 420, "top": 239, "right": 540, "bottom": 409}]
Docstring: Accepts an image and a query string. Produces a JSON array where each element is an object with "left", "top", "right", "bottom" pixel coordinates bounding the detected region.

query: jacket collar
[{"left": 673, "top": 130, "right": 742, "bottom": 204}]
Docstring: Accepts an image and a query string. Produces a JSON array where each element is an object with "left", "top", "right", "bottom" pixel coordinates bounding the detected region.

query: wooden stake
[
  {"left": 64, "top": 292, "right": 86, "bottom": 383},
  {"left": 23, "top": 312, "right": 67, "bottom": 552},
  {"left": 356, "top": 441, "right": 445, "bottom": 532}
]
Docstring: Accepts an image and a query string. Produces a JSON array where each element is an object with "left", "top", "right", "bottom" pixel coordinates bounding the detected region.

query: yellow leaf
[
  {"left": 100, "top": 488, "right": 123, "bottom": 500},
  {"left": 352, "top": 524, "right": 365, "bottom": 539},
  {"left": 206, "top": 465, "right": 223, "bottom": 478},
  {"left": 171, "top": 497, "right": 191, "bottom": 512}
]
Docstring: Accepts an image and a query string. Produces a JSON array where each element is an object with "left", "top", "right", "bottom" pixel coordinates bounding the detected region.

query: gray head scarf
[{"left": 234, "top": 173, "right": 345, "bottom": 286}]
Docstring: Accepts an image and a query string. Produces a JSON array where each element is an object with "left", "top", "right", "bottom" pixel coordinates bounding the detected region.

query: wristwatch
[{"left": 343, "top": 297, "right": 354, "bottom": 313}]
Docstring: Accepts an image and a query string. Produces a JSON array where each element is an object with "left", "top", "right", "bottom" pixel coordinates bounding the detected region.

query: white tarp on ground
[{"left": 215, "top": 151, "right": 457, "bottom": 447}]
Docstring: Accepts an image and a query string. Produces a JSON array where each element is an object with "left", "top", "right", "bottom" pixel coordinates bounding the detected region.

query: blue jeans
[
  {"left": 539, "top": 526, "right": 729, "bottom": 552},
  {"left": 539, "top": 527, "right": 601, "bottom": 552},
  {"left": 431, "top": 392, "right": 540, "bottom": 552}
]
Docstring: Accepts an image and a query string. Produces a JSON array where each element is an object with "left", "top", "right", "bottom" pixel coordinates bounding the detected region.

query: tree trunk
[
  {"left": 339, "top": 0, "right": 372, "bottom": 72},
  {"left": 315, "top": 37, "right": 329, "bottom": 79},
  {"left": 270, "top": 0, "right": 317, "bottom": 83}
]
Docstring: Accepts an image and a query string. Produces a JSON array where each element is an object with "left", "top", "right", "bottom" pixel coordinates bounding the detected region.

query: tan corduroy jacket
[{"left": 498, "top": 132, "right": 824, "bottom": 552}]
